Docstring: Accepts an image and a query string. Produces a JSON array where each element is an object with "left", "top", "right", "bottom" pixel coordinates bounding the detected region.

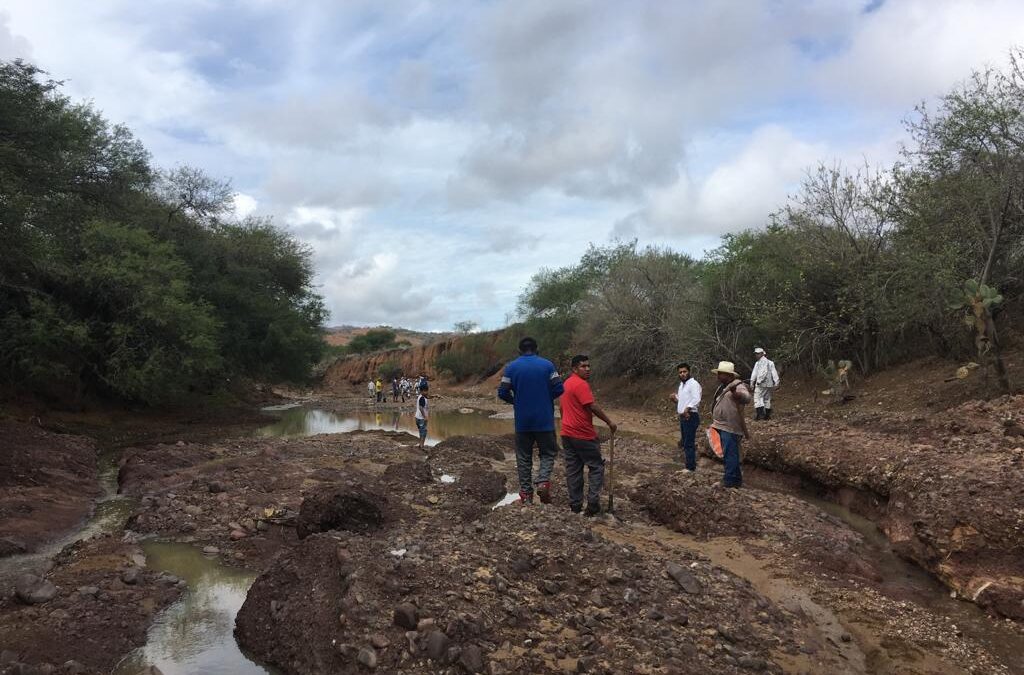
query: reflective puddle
[
  {"left": 256, "top": 406, "right": 514, "bottom": 444},
  {"left": 113, "top": 541, "right": 270, "bottom": 675}
]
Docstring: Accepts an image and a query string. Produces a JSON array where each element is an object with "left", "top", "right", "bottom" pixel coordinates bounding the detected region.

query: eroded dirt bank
[
  {"left": 0, "top": 422, "right": 98, "bottom": 558},
  {"left": 743, "top": 395, "right": 1024, "bottom": 621}
]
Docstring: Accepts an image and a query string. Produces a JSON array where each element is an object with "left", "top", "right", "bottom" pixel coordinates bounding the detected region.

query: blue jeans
[
  {"left": 719, "top": 429, "right": 742, "bottom": 487},
  {"left": 415, "top": 417, "right": 427, "bottom": 440},
  {"left": 678, "top": 412, "right": 700, "bottom": 470}
]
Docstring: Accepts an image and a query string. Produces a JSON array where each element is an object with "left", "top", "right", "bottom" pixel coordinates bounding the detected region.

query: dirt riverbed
[{"left": 1, "top": 381, "right": 1023, "bottom": 674}]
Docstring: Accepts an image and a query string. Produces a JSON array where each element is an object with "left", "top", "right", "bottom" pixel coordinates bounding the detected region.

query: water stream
[
  {"left": 112, "top": 542, "right": 270, "bottom": 675},
  {"left": 0, "top": 447, "right": 136, "bottom": 587}
]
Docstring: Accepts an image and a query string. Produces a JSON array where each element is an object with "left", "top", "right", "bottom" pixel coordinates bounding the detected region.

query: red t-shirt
[{"left": 561, "top": 374, "right": 597, "bottom": 440}]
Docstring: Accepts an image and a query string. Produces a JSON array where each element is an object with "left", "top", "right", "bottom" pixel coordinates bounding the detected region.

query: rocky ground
[
  {"left": 2, "top": 374, "right": 1024, "bottom": 674},
  {"left": 0, "top": 536, "right": 183, "bottom": 674}
]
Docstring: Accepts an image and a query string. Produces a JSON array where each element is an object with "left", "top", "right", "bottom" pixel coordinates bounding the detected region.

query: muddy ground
[
  {"left": 0, "top": 422, "right": 98, "bottom": 558},
  {"left": 1, "top": 377, "right": 1023, "bottom": 674}
]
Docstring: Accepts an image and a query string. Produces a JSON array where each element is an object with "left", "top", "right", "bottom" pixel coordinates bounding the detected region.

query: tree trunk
[{"left": 985, "top": 315, "right": 1011, "bottom": 394}]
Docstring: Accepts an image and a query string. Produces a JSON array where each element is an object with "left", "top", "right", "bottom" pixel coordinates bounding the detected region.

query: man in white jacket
[{"left": 750, "top": 347, "right": 780, "bottom": 421}]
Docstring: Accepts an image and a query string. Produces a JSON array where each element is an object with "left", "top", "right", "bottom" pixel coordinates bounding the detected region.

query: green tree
[{"left": 347, "top": 328, "right": 399, "bottom": 354}]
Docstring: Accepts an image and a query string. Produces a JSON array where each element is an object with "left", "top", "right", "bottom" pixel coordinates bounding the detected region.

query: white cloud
[
  {"left": 231, "top": 192, "right": 259, "bottom": 220},
  {"left": 5, "top": 0, "right": 1024, "bottom": 329}
]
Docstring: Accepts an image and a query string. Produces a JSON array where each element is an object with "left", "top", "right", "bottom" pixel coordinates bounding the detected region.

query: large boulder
[{"left": 295, "top": 486, "right": 385, "bottom": 539}]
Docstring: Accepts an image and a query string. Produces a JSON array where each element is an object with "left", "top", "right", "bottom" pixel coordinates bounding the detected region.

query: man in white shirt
[
  {"left": 669, "top": 362, "right": 702, "bottom": 471},
  {"left": 750, "top": 347, "right": 780, "bottom": 421}
]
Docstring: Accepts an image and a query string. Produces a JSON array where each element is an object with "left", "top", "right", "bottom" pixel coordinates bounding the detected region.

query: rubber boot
[
  {"left": 754, "top": 407, "right": 764, "bottom": 421},
  {"left": 764, "top": 408, "right": 772, "bottom": 420}
]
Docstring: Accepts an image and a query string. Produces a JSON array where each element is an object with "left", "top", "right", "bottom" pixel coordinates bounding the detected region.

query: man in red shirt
[{"left": 560, "top": 354, "right": 617, "bottom": 516}]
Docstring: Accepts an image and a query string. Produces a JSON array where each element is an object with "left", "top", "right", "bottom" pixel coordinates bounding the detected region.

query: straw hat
[{"left": 711, "top": 361, "right": 738, "bottom": 376}]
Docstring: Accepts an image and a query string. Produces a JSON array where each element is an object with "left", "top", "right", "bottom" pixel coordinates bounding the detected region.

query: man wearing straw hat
[{"left": 707, "top": 361, "right": 752, "bottom": 488}]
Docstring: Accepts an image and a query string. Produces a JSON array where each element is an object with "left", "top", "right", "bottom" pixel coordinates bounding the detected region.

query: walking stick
[{"left": 606, "top": 432, "right": 616, "bottom": 514}]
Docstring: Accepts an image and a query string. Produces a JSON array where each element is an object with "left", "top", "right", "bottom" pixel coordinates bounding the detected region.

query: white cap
[{"left": 753, "top": 347, "right": 765, "bottom": 354}]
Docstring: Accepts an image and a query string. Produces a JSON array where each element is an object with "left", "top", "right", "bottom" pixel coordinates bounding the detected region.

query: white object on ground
[
  {"left": 440, "top": 475, "right": 456, "bottom": 484},
  {"left": 491, "top": 492, "right": 520, "bottom": 510}
]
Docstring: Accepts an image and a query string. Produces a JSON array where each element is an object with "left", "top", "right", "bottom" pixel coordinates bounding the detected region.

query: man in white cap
[
  {"left": 708, "top": 361, "right": 751, "bottom": 488},
  {"left": 750, "top": 347, "right": 780, "bottom": 421}
]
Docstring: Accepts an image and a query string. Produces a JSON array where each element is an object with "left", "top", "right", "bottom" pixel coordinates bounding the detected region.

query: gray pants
[
  {"left": 563, "top": 436, "right": 604, "bottom": 509},
  {"left": 514, "top": 431, "right": 559, "bottom": 494}
]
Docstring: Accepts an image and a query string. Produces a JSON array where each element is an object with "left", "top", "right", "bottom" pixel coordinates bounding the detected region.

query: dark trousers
[
  {"left": 563, "top": 436, "right": 604, "bottom": 509},
  {"left": 678, "top": 412, "right": 700, "bottom": 470},
  {"left": 514, "top": 431, "right": 558, "bottom": 494},
  {"left": 719, "top": 429, "right": 742, "bottom": 487}
]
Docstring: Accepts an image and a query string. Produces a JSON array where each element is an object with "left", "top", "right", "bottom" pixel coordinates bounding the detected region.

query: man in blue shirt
[{"left": 498, "top": 337, "right": 564, "bottom": 504}]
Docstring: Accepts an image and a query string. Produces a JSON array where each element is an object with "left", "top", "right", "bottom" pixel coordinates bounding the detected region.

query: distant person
[
  {"left": 414, "top": 382, "right": 430, "bottom": 450},
  {"left": 375, "top": 377, "right": 384, "bottom": 403},
  {"left": 669, "top": 362, "right": 702, "bottom": 471},
  {"left": 417, "top": 373, "right": 428, "bottom": 390},
  {"left": 497, "top": 336, "right": 564, "bottom": 504},
  {"left": 391, "top": 378, "right": 400, "bottom": 403},
  {"left": 707, "top": 361, "right": 751, "bottom": 488},
  {"left": 560, "top": 355, "right": 616, "bottom": 516},
  {"left": 750, "top": 347, "right": 780, "bottom": 421},
  {"left": 367, "top": 380, "right": 375, "bottom": 400},
  {"left": 400, "top": 377, "right": 411, "bottom": 402}
]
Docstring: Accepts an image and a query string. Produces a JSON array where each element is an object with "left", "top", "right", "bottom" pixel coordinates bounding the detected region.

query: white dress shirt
[{"left": 676, "top": 378, "right": 702, "bottom": 414}]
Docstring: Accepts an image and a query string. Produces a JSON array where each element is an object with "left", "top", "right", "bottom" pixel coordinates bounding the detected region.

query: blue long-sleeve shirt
[{"left": 497, "top": 354, "right": 564, "bottom": 432}]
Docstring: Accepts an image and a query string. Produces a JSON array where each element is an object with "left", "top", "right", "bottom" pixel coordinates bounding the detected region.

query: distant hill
[{"left": 323, "top": 325, "right": 449, "bottom": 349}]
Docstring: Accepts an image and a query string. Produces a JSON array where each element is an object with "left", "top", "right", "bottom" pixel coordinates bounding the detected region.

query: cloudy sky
[{"left": 2, "top": 1, "right": 1022, "bottom": 330}]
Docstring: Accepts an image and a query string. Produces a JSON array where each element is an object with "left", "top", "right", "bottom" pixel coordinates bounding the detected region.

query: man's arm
[
  {"left": 548, "top": 368, "right": 564, "bottom": 399},
  {"left": 586, "top": 403, "right": 618, "bottom": 434},
  {"left": 497, "top": 375, "right": 514, "bottom": 404},
  {"left": 730, "top": 381, "right": 752, "bottom": 404}
]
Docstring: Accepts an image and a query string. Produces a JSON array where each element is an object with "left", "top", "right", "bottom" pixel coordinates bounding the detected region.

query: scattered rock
[
  {"left": 230, "top": 529, "right": 248, "bottom": 540},
  {"left": 356, "top": 646, "right": 377, "bottom": 669},
  {"left": 426, "top": 630, "right": 450, "bottom": 660},
  {"left": 202, "top": 546, "right": 220, "bottom": 555},
  {"left": 393, "top": 602, "right": 419, "bottom": 630},
  {"left": 460, "top": 644, "right": 485, "bottom": 673},
  {"left": 666, "top": 562, "right": 702, "bottom": 594},
  {"left": 121, "top": 567, "right": 140, "bottom": 585},
  {"left": 14, "top": 574, "right": 57, "bottom": 605}
]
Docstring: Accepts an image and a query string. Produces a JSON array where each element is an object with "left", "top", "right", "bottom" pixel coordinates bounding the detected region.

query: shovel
[{"left": 606, "top": 432, "right": 616, "bottom": 514}]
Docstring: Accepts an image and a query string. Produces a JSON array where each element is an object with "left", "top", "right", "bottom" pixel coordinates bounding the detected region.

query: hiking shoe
[
  {"left": 519, "top": 491, "right": 534, "bottom": 504},
  {"left": 584, "top": 501, "right": 601, "bottom": 517},
  {"left": 570, "top": 503, "right": 582, "bottom": 514},
  {"left": 536, "top": 482, "right": 552, "bottom": 504}
]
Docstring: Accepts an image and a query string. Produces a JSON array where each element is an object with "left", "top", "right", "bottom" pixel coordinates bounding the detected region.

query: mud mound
[
  {"left": 382, "top": 460, "right": 433, "bottom": 485},
  {"left": 633, "top": 470, "right": 764, "bottom": 539},
  {"left": 296, "top": 485, "right": 387, "bottom": 539},
  {"left": 0, "top": 422, "right": 98, "bottom": 555},
  {"left": 237, "top": 505, "right": 807, "bottom": 674},
  {"left": 429, "top": 434, "right": 511, "bottom": 463},
  {"left": 455, "top": 465, "right": 506, "bottom": 504}
]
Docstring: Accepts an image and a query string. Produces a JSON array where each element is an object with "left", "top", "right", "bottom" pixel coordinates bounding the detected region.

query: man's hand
[
  {"left": 608, "top": 422, "right": 618, "bottom": 434},
  {"left": 682, "top": 410, "right": 691, "bottom": 421},
  {"left": 670, "top": 392, "right": 678, "bottom": 402}
]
